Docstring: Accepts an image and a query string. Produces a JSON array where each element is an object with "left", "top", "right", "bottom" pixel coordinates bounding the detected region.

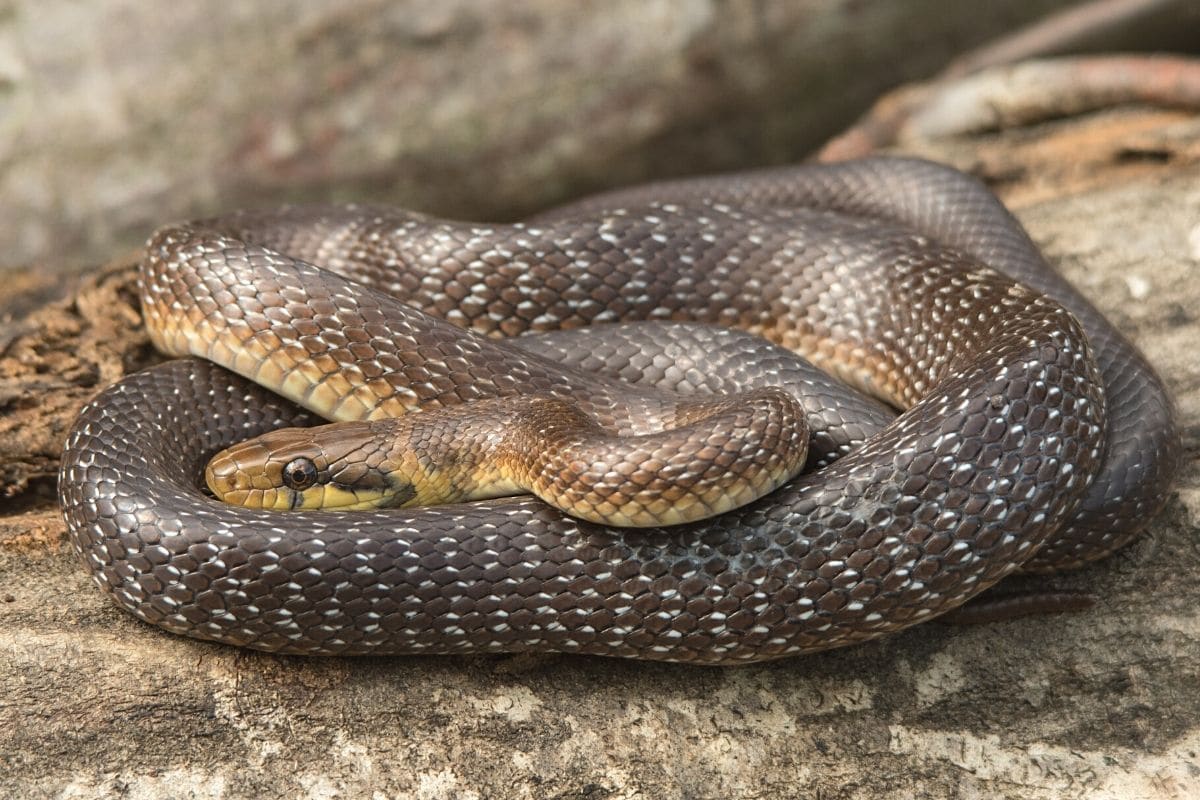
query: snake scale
[{"left": 57, "top": 157, "right": 1180, "bottom": 663}]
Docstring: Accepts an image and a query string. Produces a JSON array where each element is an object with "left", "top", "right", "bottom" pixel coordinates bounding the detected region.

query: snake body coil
[{"left": 58, "top": 158, "right": 1180, "bottom": 663}]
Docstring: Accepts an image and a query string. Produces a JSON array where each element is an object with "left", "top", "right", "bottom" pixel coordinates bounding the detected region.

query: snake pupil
[{"left": 283, "top": 457, "right": 318, "bottom": 490}]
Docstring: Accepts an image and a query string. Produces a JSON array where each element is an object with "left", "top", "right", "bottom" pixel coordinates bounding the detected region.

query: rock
[{"left": 1, "top": 0, "right": 1075, "bottom": 271}]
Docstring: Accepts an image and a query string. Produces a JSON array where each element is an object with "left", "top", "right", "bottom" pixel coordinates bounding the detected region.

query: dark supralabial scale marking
[{"left": 58, "top": 157, "right": 1179, "bottom": 662}]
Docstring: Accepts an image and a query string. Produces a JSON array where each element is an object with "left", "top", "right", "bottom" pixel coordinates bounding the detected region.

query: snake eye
[{"left": 282, "top": 457, "right": 318, "bottom": 490}]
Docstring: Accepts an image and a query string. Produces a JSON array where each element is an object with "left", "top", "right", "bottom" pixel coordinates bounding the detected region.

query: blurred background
[{"left": 2, "top": 0, "right": 1199, "bottom": 275}]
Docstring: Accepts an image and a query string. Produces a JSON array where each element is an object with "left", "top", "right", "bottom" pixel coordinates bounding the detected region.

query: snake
[{"left": 57, "top": 157, "right": 1180, "bottom": 663}]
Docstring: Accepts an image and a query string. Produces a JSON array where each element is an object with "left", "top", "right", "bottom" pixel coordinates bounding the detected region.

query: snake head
[{"left": 205, "top": 423, "right": 419, "bottom": 511}]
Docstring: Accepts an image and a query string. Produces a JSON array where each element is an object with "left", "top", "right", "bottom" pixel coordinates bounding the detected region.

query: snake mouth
[
  {"left": 212, "top": 481, "right": 413, "bottom": 511},
  {"left": 288, "top": 483, "right": 403, "bottom": 511}
]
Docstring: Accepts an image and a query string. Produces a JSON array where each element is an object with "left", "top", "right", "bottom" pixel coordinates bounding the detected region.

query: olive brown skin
[{"left": 57, "top": 157, "right": 1180, "bottom": 663}]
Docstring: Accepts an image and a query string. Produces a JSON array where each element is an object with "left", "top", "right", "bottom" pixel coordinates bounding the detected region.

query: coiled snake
[{"left": 57, "top": 157, "right": 1180, "bottom": 663}]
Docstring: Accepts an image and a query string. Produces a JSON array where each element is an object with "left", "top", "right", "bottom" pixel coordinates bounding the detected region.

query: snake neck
[{"left": 379, "top": 390, "right": 811, "bottom": 527}]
